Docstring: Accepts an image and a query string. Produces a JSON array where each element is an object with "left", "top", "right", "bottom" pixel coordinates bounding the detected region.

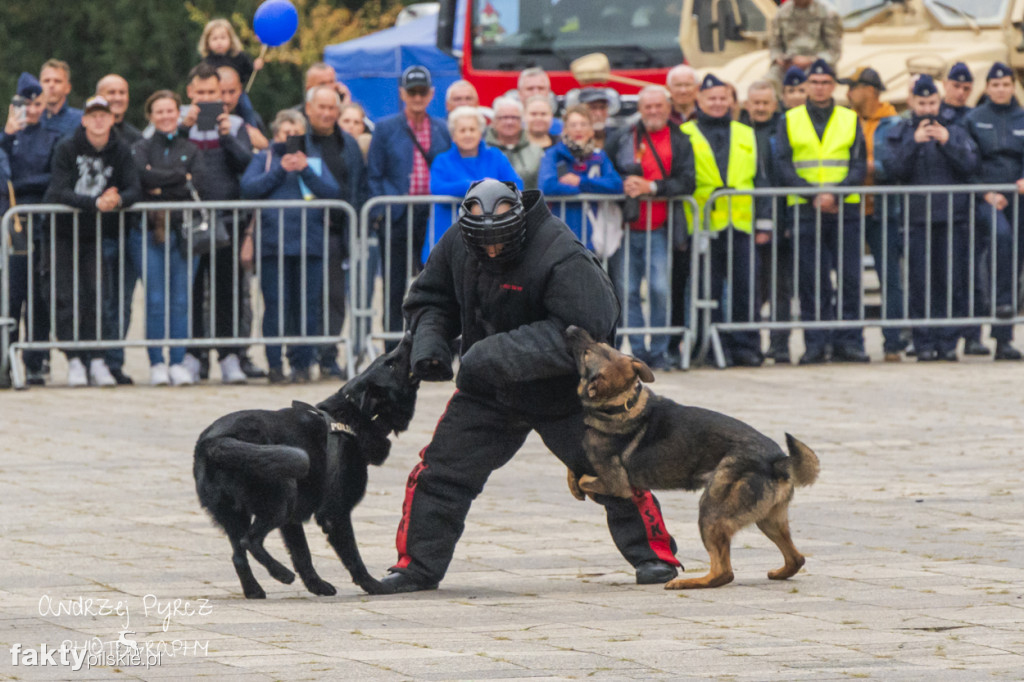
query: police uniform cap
[
  {"left": 16, "top": 72, "right": 42, "bottom": 100},
  {"left": 912, "top": 74, "right": 938, "bottom": 98},
  {"left": 808, "top": 59, "right": 835, "bottom": 79},
  {"left": 783, "top": 66, "right": 807, "bottom": 87},
  {"left": 987, "top": 62, "right": 1012, "bottom": 82},
  {"left": 700, "top": 73, "right": 726, "bottom": 91},
  {"left": 946, "top": 62, "right": 973, "bottom": 83}
]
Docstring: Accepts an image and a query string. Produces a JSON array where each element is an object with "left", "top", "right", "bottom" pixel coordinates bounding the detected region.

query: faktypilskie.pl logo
[{"left": 11, "top": 594, "right": 213, "bottom": 671}]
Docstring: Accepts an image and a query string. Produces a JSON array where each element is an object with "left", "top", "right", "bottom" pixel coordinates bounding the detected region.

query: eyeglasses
[
  {"left": 405, "top": 87, "right": 430, "bottom": 97},
  {"left": 495, "top": 115, "right": 521, "bottom": 121}
]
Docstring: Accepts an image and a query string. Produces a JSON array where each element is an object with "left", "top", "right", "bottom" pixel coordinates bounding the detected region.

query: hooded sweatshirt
[{"left": 44, "top": 126, "right": 141, "bottom": 237}]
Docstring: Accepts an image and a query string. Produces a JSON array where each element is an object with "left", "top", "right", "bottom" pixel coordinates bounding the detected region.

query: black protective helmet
[{"left": 458, "top": 179, "right": 527, "bottom": 267}]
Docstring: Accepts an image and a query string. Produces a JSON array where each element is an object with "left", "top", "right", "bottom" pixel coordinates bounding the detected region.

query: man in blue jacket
[
  {"left": 39, "top": 59, "right": 82, "bottom": 139},
  {"left": 887, "top": 75, "right": 978, "bottom": 361},
  {"left": 367, "top": 66, "right": 451, "bottom": 349},
  {"left": 939, "top": 62, "right": 990, "bottom": 356},
  {"left": 1, "top": 72, "right": 64, "bottom": 385},
  {"left": 963, "top": 63, "right": 1024, "bottom": 360}
]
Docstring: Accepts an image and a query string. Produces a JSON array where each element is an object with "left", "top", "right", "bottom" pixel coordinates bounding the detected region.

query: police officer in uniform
[
  {"left": 776, "top": 58, "right": 868, "bottom": 364},
  {"left": 782, "top": 66, "right": 809, "bottom": 111},
  {"left": 962, "top": 63, "right": 1024, "bottom": 360},
  {"left": 887, "top": 75, "right": 978, "bottom": 361},
  {"left": 940, "top": 62, "right": 974, "bottom": 126},
  {"left": 939, "top": 62, "right": 989, "bottom": 355},
  {"left": 378, "top": 180, "right": 681, "bottom": 593},
  {"left": 683, "top": 74, "right": 762, "bottom": 366}
]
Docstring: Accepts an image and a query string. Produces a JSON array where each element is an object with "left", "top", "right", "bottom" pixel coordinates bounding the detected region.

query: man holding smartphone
[
  {"left": 182, "top": 63, "right": 254, "bottom": 384},
  {"left": 1, "top": 72, "right": 64, "bottom": 386},
  {"left": 886, "top": 75, "right": 978, "bottom": 362}
]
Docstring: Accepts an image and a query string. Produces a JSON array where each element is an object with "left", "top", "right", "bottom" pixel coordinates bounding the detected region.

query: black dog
[
  {"left": 193, "top": 336, "right": 419, "bottom": 598},
  {"left": 565, "top": 326, "right": 819, "bottom": 589}
]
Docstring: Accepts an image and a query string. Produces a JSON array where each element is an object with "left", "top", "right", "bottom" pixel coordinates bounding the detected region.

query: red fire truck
[{"left": 436, "top": 0, "right": 684, "bottom": 104}]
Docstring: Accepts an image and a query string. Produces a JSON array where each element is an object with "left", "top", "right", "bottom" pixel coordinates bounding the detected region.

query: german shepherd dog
[
  {"left": 193, "top": 336, "right": 419, "bottom": 599},
  {"left": 564, "top": 326, "right": 820, "bottom": 589}
]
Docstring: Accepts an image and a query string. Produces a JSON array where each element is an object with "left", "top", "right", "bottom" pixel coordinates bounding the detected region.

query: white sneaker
[
  {"left": 219, "top": 354, "right": 248, "bottom": 385},
  {"left": 169, "top": 363, "right": 195, "bottom": 386},
  {"left": 89, "top": 358, "right": 117, "bottom": 387},
  {"left": 150, "top": 363, "right": 170, "bottom": 386},
  {"left": 182, "top": 353, "right": 202, "bottom": 383},
  {"left": 67, "top": 358, "right": 88, "bottom": 387}
]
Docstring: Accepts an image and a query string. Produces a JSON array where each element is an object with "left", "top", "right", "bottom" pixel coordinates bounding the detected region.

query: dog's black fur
[
  {"left": 564, "top": 326, "right": 820, "bottom": 589},
  {"left": 193, "top": 336, "right": 419, "bottom": 598}
]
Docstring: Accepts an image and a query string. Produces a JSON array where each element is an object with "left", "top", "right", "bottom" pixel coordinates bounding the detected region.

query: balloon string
[{"left": 246, "top": 44, "right": 269, "bottom": 93}]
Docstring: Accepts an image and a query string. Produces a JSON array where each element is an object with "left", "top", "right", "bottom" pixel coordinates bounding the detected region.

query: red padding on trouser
[
  {"left": 631, "top": 487, "right": 680, "bottom": 566},
  {"left": 393, "top": 458, "right": 426, "bottom": 569},
  {"left": 393, "top": 390, "right": 458, "bottom": 570}
]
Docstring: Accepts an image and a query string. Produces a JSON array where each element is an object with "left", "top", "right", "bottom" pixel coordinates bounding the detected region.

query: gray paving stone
[{"left": 3, "top": 361, "right": 1024, "bottom": 679}]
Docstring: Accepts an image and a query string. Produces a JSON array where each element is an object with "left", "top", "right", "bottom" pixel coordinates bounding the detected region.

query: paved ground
[{"left": 2, "top": 347, "right": 1024, "bottom": 680}]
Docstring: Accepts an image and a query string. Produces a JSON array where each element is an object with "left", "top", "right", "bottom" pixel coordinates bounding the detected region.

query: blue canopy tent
[{"left": 323, "top": 14, "right": 460, "bottom": 122}]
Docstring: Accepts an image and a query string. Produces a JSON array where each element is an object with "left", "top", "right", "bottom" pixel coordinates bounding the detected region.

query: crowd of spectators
[{"left": 4, "top": 15, "right": 1024, "bottom": 388}]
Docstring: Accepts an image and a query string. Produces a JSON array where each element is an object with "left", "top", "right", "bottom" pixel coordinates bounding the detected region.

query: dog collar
[{"left": 593, "top": 381, "right": 643, "bottom": 416}]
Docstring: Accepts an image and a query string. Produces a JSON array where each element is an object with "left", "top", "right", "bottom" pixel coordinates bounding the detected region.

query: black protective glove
[{"left": 413, "top": 357, "right": 454, "bottom": 382}]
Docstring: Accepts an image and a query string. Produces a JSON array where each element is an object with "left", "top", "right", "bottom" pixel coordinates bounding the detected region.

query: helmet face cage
[{"left": 458, "top": 180, "right": 527, "bottom": 265}]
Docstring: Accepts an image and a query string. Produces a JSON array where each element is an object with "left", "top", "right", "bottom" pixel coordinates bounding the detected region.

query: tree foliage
[{"left": 0, "top": 0, "right": 408, "bottom": 127}]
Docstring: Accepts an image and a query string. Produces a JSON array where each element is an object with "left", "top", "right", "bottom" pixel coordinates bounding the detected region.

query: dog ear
[
  {"left": 586, "top": 373, "right": 604, "bottom": 398},
  {"left": 632, "top": 359, "right": 655, "bottom": 383}
]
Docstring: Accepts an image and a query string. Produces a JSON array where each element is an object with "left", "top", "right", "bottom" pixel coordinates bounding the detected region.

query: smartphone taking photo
[
  {"left": 285, "top": 135, "right": 306, "bottom": 155},
  {"left": 196, "top": 101, "right": 223, "bottom": 131}
]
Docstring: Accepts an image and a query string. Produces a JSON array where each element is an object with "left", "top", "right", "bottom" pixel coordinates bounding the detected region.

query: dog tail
[
  {"left": 204, "top": 438, "right": 310, "bottom": 480},
  {"left": 784, "top": 433, "right": 820, "bottom": 487}
]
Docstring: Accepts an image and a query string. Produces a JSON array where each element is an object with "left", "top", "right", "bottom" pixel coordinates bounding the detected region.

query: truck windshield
[
  {"left": 923, "top": 0, "right": 1009, "bottom": 26},
  {"left": 471, "top": 0, "right": 683, "bottom": 70},
  {"left": 825, "top": 0, "right": 1009, "bottom": 28}
]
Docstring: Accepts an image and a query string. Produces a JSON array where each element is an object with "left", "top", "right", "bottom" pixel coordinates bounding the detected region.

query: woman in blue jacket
[
  {"left": 427, "top": 106, "right": 522, "bottom": 262},
  {"left": 538, "top": 105, "right": 623, "bottom": 249},
  {"left": 241, "top": 110, "right": 340, "bottom": 383}
]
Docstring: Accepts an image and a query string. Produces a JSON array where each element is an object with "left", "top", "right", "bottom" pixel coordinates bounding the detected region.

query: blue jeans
[
  {"left": 129, "top": 228, "right": 196, "bottom": 366},
  {"left": 611, "top": 227, "right": 670, "bottom": 360},
  {"left": 260, "top": 255, "right": 324, "bottom": 370}
]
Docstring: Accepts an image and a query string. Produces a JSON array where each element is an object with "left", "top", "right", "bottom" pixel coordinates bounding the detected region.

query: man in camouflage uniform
[{"left": 768, "top": 0, "right": 843, "bottom": 89}]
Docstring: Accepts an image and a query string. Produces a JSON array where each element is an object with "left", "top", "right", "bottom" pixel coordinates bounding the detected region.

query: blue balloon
[{"left": 253, "top": 0, "right": 299, "bottom": 47}]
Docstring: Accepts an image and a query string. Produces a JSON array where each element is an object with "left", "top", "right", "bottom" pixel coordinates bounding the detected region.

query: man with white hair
[
  {"left": 303, "top": 84, "right": 369, "bottom": 379},
  {"left": 444, "top": 80, "right": 479, "bottom": 114},
  {"left": 667, "top": 64, "right": 699, "bottom": 126},
  {"left": 605, "top": 85, "right": 695, "bottom": 370},
  {"left": 517, "top": 67, "right": 562, "bottom": 135},
  {"left": 484, "top": 96, "right": 544, "bottom": 189}
]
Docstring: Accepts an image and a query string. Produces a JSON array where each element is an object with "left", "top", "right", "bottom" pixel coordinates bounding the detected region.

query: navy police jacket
[
  {"left": 885, "top": 115, "right": 978, "bottom": 225},
  {"left": 963, "top": 100, "right": 1024, "bottom": 197}
]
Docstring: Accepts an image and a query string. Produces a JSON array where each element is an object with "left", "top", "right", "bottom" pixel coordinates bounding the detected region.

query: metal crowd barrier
[
  {"left": 1, "top": 199, "right": 359, "bottom": 389},
  {"left": 694, "top": 184, "right": 1022, "bottom": 368},
  {"left": 358, "top": 193, "right": 700, "bottom": 367}
]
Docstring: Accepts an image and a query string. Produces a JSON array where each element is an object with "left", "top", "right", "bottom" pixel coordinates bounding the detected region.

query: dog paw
[
  {"left": 566, "top": 469, "right": 586, "bottom": 501},
  {"left": 243, "top": 587, "right": 267, "bottom": 599},
  {"left": 305, "top": 578, "right": 337, "bottom": 596},
  {"left": 357, "top": 577, "right": 388, "bottom": 595},
  {"left": 269, "top": 567, "right": 296, "bottom": 584}
]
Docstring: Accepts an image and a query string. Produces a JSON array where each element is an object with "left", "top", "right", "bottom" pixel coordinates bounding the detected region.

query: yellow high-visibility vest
[
  {"left": 681, "top": 120, "right": 756, "bottom": 233},
  {"left": 785, "top": 104, "right": 860, "bottom": 205}
]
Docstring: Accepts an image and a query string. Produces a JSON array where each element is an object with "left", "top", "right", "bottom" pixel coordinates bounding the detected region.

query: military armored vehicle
[{"left": 679, "top": 0, "right": 1024, "bottom": 105}]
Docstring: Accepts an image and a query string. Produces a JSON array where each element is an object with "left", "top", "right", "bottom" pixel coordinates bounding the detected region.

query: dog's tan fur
[{"left": 565, "top": 326, "right": 820, "bottom": 589}]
